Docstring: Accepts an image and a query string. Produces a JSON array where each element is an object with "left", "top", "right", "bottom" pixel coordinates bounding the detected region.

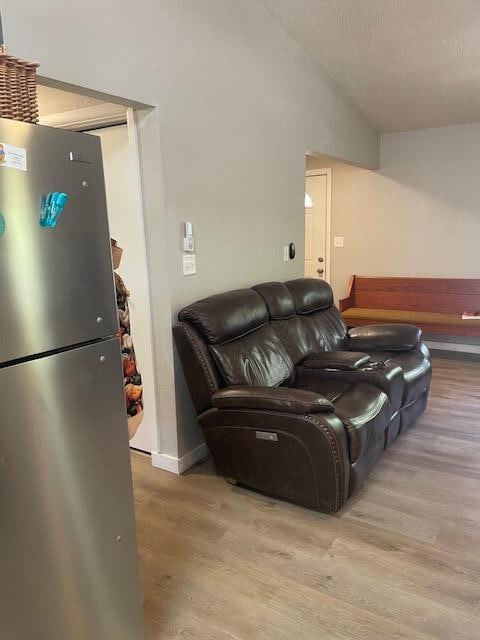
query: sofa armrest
[
  {"left": 348, "top": 324, "right": 422, "bottom": 352},
  {"left": 301, "top": 351, "right": 370, "bottom": 370},
  {"left": 212, "top": 386, "right": 334, "bottom": 414}
]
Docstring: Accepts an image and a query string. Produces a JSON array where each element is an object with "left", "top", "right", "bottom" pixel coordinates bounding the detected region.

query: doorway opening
[
  {"left": 37, "top": 84, "right": 158, "bottom": 455},
  {"left": 304, "top": 160, "right": 332, "bottom": 282}
]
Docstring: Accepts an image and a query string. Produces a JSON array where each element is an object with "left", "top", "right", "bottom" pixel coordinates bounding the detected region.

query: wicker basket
[
  {"left": 0, "top": 14, "right": 40, "bottom": 125},
  {"left": 0, "top": 43, "right": 39, "bottom": 124}
]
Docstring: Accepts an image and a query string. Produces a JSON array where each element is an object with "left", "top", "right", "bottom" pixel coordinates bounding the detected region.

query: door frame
[
  {"left": 305, "top": 168, "right": 332, "bottom": 283},
  {"left": 39, "top": 102, "right": 127, "bottom": 131}
]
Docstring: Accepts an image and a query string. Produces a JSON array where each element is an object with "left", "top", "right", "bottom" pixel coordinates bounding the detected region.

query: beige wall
[
  {"left": 3, "top": 0, "right": 378, "bottom": 460},
  {"left": 308, "top": 121, "right": 480, "bottom": 303}
]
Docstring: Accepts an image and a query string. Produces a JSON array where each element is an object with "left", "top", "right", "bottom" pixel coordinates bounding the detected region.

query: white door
[
  {"left": 91, "top": 125, "right": 157, "bottom": 453},
  {"left": 305, "top": 172, "right": 330, "bottom": 280}
]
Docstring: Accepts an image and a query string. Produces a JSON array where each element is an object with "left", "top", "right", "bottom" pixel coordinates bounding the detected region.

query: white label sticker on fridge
[{"left": 0, "top": 142, "right": 27, "bottom": 171}]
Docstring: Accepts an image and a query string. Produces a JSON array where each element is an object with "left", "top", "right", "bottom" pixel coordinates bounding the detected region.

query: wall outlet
[
  {"left": 334, "top": 236, "right": 344, "bottom": 248},
  {"left": 283, "top": 245, "right": 290, "bottom": 262},
  {"left": 182, "top": 253, "right": 197, "bottom": 275}
]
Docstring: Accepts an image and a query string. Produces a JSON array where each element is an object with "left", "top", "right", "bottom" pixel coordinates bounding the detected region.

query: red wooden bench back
[{"left": 341, "top": 276, "right": 480, "bottom": 315}]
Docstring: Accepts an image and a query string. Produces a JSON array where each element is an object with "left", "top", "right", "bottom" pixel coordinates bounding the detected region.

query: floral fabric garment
[{"left": 115, "top": 273, "right": 144, "bottom": 420}]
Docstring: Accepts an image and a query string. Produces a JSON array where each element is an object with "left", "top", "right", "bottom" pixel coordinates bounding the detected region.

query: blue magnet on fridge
[
  {"left": 40, "top": 192, "right": 69, "bottom": 228},
  {"left": 40, "top": 193, "right": 50, "bottom": 227},
  {"left": 0, "top": 212, "right": 5, "bottom": 237}
]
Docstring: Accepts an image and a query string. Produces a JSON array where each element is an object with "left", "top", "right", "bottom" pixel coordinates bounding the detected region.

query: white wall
[
  {"left": 3, "top": 0, "right": 379, "bottom": 461},
  {"left": 308, "top": 121, "right": 480, "bottom": 302}
]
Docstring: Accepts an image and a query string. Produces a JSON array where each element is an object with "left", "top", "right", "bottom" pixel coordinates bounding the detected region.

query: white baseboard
[{"left": 151, "top": 442, "right": 209, "bottom": 475}]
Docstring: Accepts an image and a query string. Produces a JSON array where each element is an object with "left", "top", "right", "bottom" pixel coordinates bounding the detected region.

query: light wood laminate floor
[{"left": 132, "top": 356, "right": 480, "bottom": 639}]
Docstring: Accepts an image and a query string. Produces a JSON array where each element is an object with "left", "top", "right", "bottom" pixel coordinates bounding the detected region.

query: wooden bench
[{"left": 339, "top": 276, "right": 480, "bottom": 337}]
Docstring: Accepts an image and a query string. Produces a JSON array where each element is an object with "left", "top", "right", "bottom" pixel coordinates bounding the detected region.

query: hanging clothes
[{"left": 115, "top": 272, "right": 144, "bottom": 440}]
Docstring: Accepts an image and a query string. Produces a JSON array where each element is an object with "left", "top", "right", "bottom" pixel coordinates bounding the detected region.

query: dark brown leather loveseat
[{"left": 174, "top": 278, "right": 431, "bottom": 512}]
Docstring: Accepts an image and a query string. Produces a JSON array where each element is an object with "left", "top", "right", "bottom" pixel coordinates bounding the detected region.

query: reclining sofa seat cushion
[
  {"left": 362, "top": 345, "right": 432, "bottom": 405},
  {"left": 178, "top": 288, "right": 295, "bottom": 387},
  {"left": 348, "top": 324, "right": 432, "bottom": 409},
  {"left": 291, "top": 375, "right": 391, "bottom": 465}
]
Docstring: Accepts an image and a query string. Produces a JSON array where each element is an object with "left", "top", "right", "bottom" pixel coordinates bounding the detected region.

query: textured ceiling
[{"left": 261, "top": 0, "right": 480, "bottom": 132}]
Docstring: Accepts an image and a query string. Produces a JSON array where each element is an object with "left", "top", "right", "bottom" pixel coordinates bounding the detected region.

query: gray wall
[
  {"left": 4, "top": 0, "right": 379, "bottom": 458},
  {"left": 308, "top": 121, "right": 480, "bottom": 303}
]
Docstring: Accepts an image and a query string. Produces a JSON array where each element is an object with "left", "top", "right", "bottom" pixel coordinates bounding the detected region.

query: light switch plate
[
  {"left": 283, "top": 245, "right": 290, "bottom": 262},
  {"left": 182, "top": 253, "right": 197, "bottom": 275},
  {"left": 334, "top": 236, "right": 344, "bottom": 248}
]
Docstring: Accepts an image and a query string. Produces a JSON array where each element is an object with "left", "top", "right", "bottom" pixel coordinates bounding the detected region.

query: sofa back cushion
[
  {"left": 179, "top": 288, "right": 268, "bottom": 345},
  {"left": 210, "top": 325, "right": 293, "bottom": 386},
  {"left": 179, "top": 288, "right": 294, "bottom": 387},
  {"left": 252, "top": 281, "right": 295, "bottom": 320},
  {"left": 286, "top": 277, "right": 334, "bottom": 312},
  {"left": 253, "top": 282, "right": 319, "bottom": 363},
  {"left": 285, "top": 279, "right": 348, "bottom": 351}
]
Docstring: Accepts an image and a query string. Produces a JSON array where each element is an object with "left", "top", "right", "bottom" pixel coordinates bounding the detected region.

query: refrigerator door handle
[{"left": 70, "top": 151, "right": 92, "bottom": 164}]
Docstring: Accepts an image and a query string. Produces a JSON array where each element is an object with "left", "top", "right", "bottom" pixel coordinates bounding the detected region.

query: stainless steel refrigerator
[{"left": 0, "top": 118, "right": 144, "bottom": 639}]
